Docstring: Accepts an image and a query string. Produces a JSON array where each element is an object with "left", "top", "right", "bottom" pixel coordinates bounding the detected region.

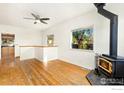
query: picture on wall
[{"left": 72, "top": 26, "right": 93, "bottom": 50}]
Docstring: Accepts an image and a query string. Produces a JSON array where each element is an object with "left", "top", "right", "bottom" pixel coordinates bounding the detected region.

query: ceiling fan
[{"left": 24, "top": 13, "right": 50, "bottom": 24}]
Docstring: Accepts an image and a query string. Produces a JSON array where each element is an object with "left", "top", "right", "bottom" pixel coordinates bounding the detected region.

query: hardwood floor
[{"left": 0, "top": 59, "right": 90, "bottom": 85}]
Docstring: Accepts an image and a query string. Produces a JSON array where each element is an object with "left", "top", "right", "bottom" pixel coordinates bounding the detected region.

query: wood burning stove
[
  {"left": 98, "top": 56, "right": 124, "bottom": 78},
  {"left": 94, "top": 3, "right": 124, "bottom": 78}
]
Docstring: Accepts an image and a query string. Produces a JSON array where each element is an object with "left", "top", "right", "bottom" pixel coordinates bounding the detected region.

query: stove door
[{"left": 98, "top": 58, "right": 112, "bottom": 74}]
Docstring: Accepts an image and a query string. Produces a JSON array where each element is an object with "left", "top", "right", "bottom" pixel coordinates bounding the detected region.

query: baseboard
[
  {"left": 34, "top": 58, "right": 58, "bottom": 63},
  {"left": 18, "top": 58, "right": 91, "bottom": 71},
  {"left": 20, "top": 58, "right": 36, "bottom": 62},
  {"left": 57, "top": 59, "right": 91, "bottom": 71},
  {"left": 15, "top": 56, "right": 20, "bottom": 59}
]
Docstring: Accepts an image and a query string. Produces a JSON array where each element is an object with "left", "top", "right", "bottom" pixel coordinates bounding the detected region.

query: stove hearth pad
[{"left": 86, "top": 70, "right": 124, "bottom": 85}]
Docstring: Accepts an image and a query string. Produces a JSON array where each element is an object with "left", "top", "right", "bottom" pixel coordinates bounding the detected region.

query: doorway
[{"left": 1, "top": 33, "right": 15, "bottom": 64}]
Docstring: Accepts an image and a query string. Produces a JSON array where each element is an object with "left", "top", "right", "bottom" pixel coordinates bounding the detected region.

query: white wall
[
  {"left": 0, "top": 24, "right": 42, "bottom": 59},
  {"left": 42, "top": 4, "right": 124, "bottom": 70}
]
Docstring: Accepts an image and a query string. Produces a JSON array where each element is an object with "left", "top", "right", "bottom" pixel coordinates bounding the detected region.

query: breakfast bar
[{"left": 19, "top": 45, "right": 58, "bottom": 62}]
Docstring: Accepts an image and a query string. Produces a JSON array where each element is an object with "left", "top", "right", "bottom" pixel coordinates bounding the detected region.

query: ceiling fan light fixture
[
  {"left": 35, "top": 20, "right": 41, "bottom": 23},
  {"left": 34, "top": 21, "right": 37, "bottom": 24}
]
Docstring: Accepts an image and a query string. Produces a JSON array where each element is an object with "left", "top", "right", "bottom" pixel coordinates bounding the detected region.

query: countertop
[{"left": 19, "top": 45, "right": 58, "bottom": 48}]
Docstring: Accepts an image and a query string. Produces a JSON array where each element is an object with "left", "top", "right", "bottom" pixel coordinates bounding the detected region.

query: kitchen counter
[
  {"left": 20, "top": 45, "right": 58, "bottom": 62},
  {"left": 19, "top": 45, "right": 58, "bottom": 47}
]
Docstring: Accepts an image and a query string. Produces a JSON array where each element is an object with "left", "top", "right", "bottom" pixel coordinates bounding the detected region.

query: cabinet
[
  {"left": 1, "top": 33, "right": 15, "bottom": 64},
  {"left": 1, "top": 46, "right": 15, "bottom": 64}
]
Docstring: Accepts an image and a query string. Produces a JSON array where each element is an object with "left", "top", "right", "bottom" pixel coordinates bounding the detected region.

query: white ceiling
[{"left": 0, "top": 3, "right": 95, "bottom": 30}]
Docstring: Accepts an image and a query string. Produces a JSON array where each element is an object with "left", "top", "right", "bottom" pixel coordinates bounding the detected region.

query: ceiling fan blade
[
  {"left": 31, "top": 13, "right": 39, "bottom": 19},
  {"left": 40, "top": 19, "right": 48, "bottom": 24},
  {"left": 40, "top": 18, "right": 50, "bottom": 20},
  {"left": 24, "top": 17, "right": 35, "bottom": 20}
]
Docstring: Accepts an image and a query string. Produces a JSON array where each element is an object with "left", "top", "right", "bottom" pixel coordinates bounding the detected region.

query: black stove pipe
[{"left": 94, "top": 3, "right": 118, "bottom": 58}]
